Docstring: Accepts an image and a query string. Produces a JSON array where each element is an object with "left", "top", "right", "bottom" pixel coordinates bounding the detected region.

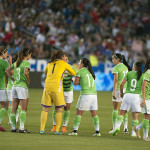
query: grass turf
[{"left": 0, "top": 89, "right": 150, "bottom": 150}]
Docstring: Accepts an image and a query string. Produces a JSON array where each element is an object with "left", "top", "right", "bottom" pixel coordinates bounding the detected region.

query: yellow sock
[
  {"left": 40, "top": 110, "right": 48, "bottom": 131},
  {"left": 55, "top": 110, "right": 63, "bottom": 132}
]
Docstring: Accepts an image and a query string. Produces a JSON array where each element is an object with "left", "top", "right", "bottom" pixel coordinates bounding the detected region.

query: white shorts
[
  {"left": 120, "top": 93, "right": 141, "bottom": 112},
  {"left": 64, "top": 91, "right": 73, "bottom": 103},
  {"left": 112, "top": 90, "right": 123, "bottom": 102},
  {"left": 141, "top": 99, "right": 150, "bottom": 114},
  {"left": 0, "top": 90, "right": 8, "bottom": 102},
  {"left": 76, "top": 95, "right": 98, "bottom": 111},
  {"left": 7, "top": 90, "right": 12, "bottom": 101},
  {"left": 12, "top": 87, "right": 29, "bottom": 99}
]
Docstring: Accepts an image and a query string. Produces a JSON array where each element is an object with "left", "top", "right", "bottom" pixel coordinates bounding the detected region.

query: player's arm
[
  {"left": 120, "top": 78, "right": 126, "bottom": 98},
  {"left": 24, "top": 67, "right": 30, "bottom": 86},
  {"left": 5, "top": 66, "right": 15, "bottom": 82},
  {"left": 141, "top": 80, "right": 148, "bottom": 107},
  {"left": 112, "top": 73, "right": 118, "bottom": 100},
  {"left": 74, "top": 76, "right": 80, "bottom": 85},
  {"left": 65, "top": 63, "right": 76, "bottom": 76}
]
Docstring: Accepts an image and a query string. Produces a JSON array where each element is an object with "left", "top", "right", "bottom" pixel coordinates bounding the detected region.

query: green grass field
[{"left": 0, "top": 89, "right": 150, "bottom": 150}]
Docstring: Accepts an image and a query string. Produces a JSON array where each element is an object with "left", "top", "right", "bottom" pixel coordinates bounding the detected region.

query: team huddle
[{"left": 0, "top": 46, "right": 150, "bottom": 141}]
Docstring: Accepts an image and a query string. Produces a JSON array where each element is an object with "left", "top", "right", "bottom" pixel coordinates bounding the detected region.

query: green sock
[
  {"left": 93, "top": 116, "right": 99, "bottom": 131},
  {"left": 116, "top": 115, "right": 124, "bottom": 129},
  {"left": 123, "top": 113, "right": 128, "bottom": 129},
  {"left": 132, "top": 120, "right": 139, "bottom": 128},
  {"left": 63, "top": 110, "right": 70, "bottom": 127},
  {"left": 112, "top": 109, "right": 118, "bottom": 129},
  {"left": 52, "top": 109, "right": 56, "bottom": 126},
  {"left": 10, "top": 113, "right": 16, "bottom": 130},
  {"left": 20, "top": 110, "right": 26, "bottom": 130},
  {"left": 142, "top": 119, "right": 149, "bottom": 138},
  {"left": 73, "top": 115, "right": 81, "bottom": 131},
  {"left": 8, "top": 106, "right": 12, "bottom": 123},
  {"left": 16, "top": 105, "right": 21, "bottom": 123},
  {"left": 0, "top": 108, "right": 7, "bottom": 124}
]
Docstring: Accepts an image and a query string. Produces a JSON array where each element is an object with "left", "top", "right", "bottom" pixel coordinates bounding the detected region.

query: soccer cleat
[
  {"left": 143, "top": 137, "right": 150, "bottom": 141},
  {"left": 54, "top": 131, "right": 62, "bottom": 135},
  {"left": 40, "top": 130, "right": 44, "bottom": 134},
  {"left": 131, "top": 130, "right": 136, "bottom": 137},
  {"left": 109, "top": 129, "right": 114, "bottom": 134},
  {"left": 93, "top": 132, "right": 101, "bottom": 136},
  {"left": 0, "top": 126, "right": 6, "bottom": 132},
  {"left": 11, "top": 129, "right": 18, "bottom": 132},
  {"left": 68, "top": 131, "right": 78, "bottom": 136},
  {"left": 112, "top": 128, "right": 120, "bottom": 136},
  {"left": 124, "top": 128, "right": 129, "bottom": 134},
  {"left": 133, "top": 126, "right": 141, "bottom": 139},
  {"left": 51, "top": 125, "right": 56, "bottom": 132},
  {"left": 62, "top": 126, "right": 67, "bottom": 132},
  {"left": 19, "top": 129, "right": 30, "bottom": 133}
]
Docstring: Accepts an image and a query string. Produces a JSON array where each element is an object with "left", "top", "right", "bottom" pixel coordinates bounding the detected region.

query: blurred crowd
[{"left": 0, "top": 0, "right": 150, "bottom": 65}]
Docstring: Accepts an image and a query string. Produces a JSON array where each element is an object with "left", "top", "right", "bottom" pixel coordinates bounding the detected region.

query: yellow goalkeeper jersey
[{"left": 44, "top": 60, "right": 76, "bottom": 92}]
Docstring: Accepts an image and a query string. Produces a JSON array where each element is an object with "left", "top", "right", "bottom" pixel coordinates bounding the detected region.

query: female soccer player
[
  {"left": 69, "top": 58, "right": 101, "bottom": 136},
  {"left": 0, "top": 46, "right": 9, "bottom": 132},
  {"left": 112, "top": 62, "right": 143, "bottom": 136},
  {"left": 110, "top": 53, "right": 132, "bottom": 134},
  {"left": 40, "top": 50, "right": 76, "bottom": 135},
  {"left": 51, "top": 56, "right": 76, "bottom": 132},
  {"left": 134, "top": 59, "right": 150, "bottom": 141},
  {"left": 5, "top": 47, "right": 32, "bottom": 133}
]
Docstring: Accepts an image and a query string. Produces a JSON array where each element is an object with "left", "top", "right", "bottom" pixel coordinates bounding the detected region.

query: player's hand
[
  {"left": 112, "top": 91, "right": 116, "bottom": 100},
  {"left": 7, "top": 55, "right": 12, "bottom": 64},
  {"left": 120, "top": 92, "right": 124, "bottom": 98},
  {"left": 140, "top": 99, "right": 145, "bottom": 107}
]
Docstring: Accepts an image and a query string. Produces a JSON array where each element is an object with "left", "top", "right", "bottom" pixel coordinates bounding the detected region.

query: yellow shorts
[{"left": 41, "top": 91, "right": 66, "bottom": 107}]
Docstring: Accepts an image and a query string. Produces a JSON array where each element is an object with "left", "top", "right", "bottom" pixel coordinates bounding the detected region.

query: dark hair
[
  {"left": 114, "top": 53, "right": 132, "bottom": 71},
  {"left": 12, "top": 54, "right": 18, "bottom": 63},
  {"left": 134, "top": 62, "right": 143, "bottom": 80},
  {"left": 50, "top": 50, "right": 66, "bottom": 62},
  {"left": 16, "top": 47, "right": 32, "bottom": 67},
  {"left": 0, "top": 46, "right": 7, "bottom": 56},
  {"left": 144, "top": 59, "right": 150, "bottom": 73},
  {"left": 81, "top": 58, "right": 96, "bottom": 80}
]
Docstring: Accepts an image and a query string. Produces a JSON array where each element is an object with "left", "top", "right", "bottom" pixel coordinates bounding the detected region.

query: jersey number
[
  {"left": 16, "top": 68, "right": 20, "bottom": 81},
  {"left": 52, "top": 63, "right": 56, "bottom": 74},
  {"left": 86, "top": 74, "right": 94, "bottom": 87},
  {"left": 123, "top": 71, "right": 128, "bottom": 77},
  {"left": 130, "top": 79, "right": 137, "bottom": 91}
]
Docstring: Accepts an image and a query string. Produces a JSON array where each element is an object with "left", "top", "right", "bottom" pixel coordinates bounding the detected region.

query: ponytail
[
  {"left": 114, "top": 53, "right": 132, "bottom": 71},
  {"left": 135, "top": 62, "right": 142, "bottom": 80},
  {"left": 144, "top": 59, "right": 150, "bottom": 73},
  {"left": 16, "top": 47, "right": 32, "bottom": 67},
  {"left": 81, "top": 58, "right": 96, "bottom": 80}
]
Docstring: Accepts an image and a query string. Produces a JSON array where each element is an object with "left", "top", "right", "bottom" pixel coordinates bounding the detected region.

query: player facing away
[
  {"left": 112, "top": 62, "right": 143, "bottom": 137},
  {"left": 110, "top": 53, "right": 132, "bottom": 134},
  {"left": 68, "top": 58, "right": 101, "bottom": 136},
  {"left": 134, "top": 59, "right": 150, "bottom": 141},
  {"left": 40, "top": 50, "right": 76, "bottom": 135},
  {"left": 5, "top": 47, "right": 32, "bottom": 133},
  {"left": 0, "top": 46, "right": 9, "bottom": 132},
  {"left": 51, "top": 56, "right": 76, "bottom": 132}
]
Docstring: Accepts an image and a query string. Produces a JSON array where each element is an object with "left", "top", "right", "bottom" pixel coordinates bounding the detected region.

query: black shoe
[
  {"left": 19, "top": 129, "right": 30, "bottom": 133},
  {"left": 11, "top": 129, "right": 18, "bottom": 132},
  {"left": 124, "top": 128, "right": 129, "bottom": 134}
]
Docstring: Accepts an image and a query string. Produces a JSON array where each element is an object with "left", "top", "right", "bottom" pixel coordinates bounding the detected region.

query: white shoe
[
  {"left": 68, "top": 131, "right": 78, "bottom": 136},
  {"left": 131, "top": 130, "right": 136, "bottom": 137},
  {"left": 109, "top": 129, "right": 114, "bottom": 134}
]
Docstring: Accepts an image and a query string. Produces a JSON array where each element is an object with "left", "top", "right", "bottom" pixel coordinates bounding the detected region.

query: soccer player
[
  {"left": 68, "top": 58, "right": 101, "bottom": 136},
  {"left": 5, "top": 47, "right": 32, "bottom": 133},
  {"left": 112, "top": 62, "right": 143, "bottom": 137},
  {"left": 110, "top": 53, "right": 132, "bottom": 134},
  {"left": 51, "top": 56, "right": 76, "bottom": 132},
  {"left": 40, "top": 50, "right": 76, "bottom": 135},
  {"left": 0, "top": 46, "right": 9, "bottom": 132},
  {"left": 134, "top": 59, "right": 150, "bottom": 141}
]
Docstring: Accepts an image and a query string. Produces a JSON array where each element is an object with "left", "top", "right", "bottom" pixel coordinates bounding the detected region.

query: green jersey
[
  {"left": 112, "top": 63, "right": 128, "bottom": 90},
  {"left": 125, "top": 71, "right": 143, "bottom": 94},
  {"left": 143, "top": 69, "right": 150, "bottom": 100},
  {"left": 12, "top": 60, "right": 30, "bottom": 89},
  {"left": 63, "top": 65, "right": 76, "bottom": 91},
  {"left": 7, "top": 78, "right": 13, "bottom": 90},
  {"left": 76, "top": 68, "right": 97, "bottom": 95},
  {"left": 0, "top": 59, "right": 9, "bottom": 89}
]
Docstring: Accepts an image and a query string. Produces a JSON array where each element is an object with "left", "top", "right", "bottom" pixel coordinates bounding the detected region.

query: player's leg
[
  {"left": 51, "top": 108, "right": 56, "bottom": 132},
  {"left": 16, "top": 103, "right": 21, "bottom": 124},
  {"left": 8, "top": 101, "right": 12, "bottom": 124},
  {"left": 131, "top": 112, "right": 139, "bottom": 137},
  {"left": 143, "top": 114, "right": 150, "bottom": 141},
  {"left": 123, "top": 113, "right": 128, "bottom": 134}
]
